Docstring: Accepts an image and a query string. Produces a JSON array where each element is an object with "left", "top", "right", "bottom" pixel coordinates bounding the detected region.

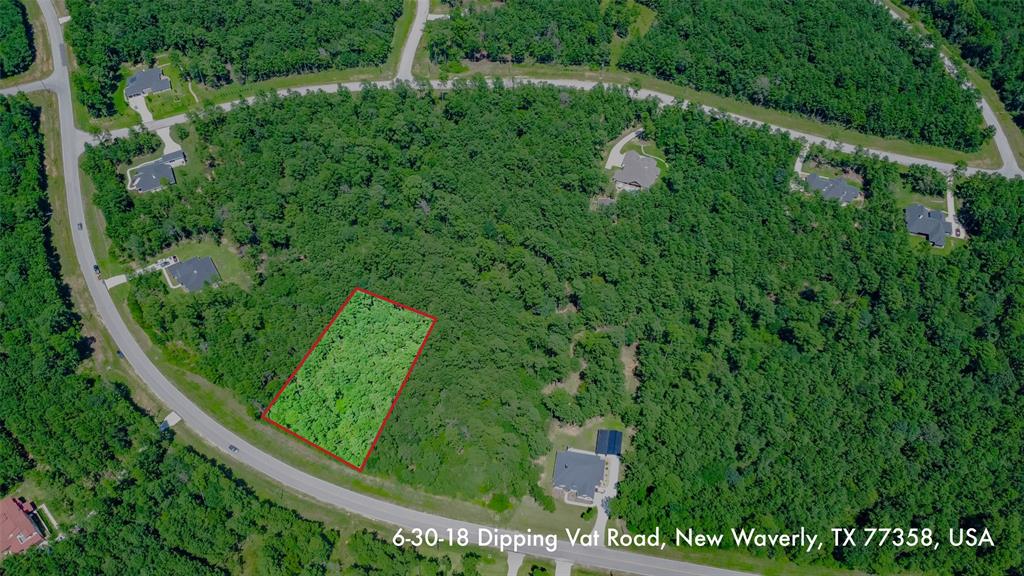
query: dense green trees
[
  {"left": 66, "top": 0, "right": 403, "bottom": 116},
  {"left": 428, "top": 0, "right": 623, "bottom": 66},
  {"left": 1, "top": 94, "right": 337, "bottom": 575},
  {"left": 269, "top": 290, "right": 434, "bottom": 464},
  {"left": 428, "top": 0, "right": 991, "bottom": 150},
  {"left": 85, "top": 84, "right": 1022, "bottom": 573},
  {"left": 0, "top": 0, "right": 32, "bottom": 78},
  {"left": 903, "top": 0, "right": 1024, "bottom": 128},
  {"left": 0, "top": 427, "right": 30, "bottom": 494},
  {"left": 97, "top": 83, "right": 653, "bottom": 505},
  {"left": 607, "top": 108, "right": 1022, "bottom": 575},
  {"left": 544, "top": 330, "right": 628, "bottom": 425}
]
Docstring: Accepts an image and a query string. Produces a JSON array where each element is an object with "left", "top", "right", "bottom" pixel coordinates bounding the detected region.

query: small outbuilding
[
  {"left": 124, "top": 68, "right": 171, "bottom": 99},
  {"left": 595, "top": 429, "right": 623, "bottom": 456},
  {"left": 552, "top": 450, "right": 605, "bottom": 505},
  {"left": 613, "top": 151, "right": 660, "bottom": 191},
  {"left": 0, "top": 499, "right": 45, "bottom": 556},
  {"left": 805, "top": 173, "right": 860, "bottom": 205},
  {"left": 165, "top": 256, "right": 220, "bottom": 292},
  {"left": 905, "top": 203, "right": 952, "bottom": 247}
]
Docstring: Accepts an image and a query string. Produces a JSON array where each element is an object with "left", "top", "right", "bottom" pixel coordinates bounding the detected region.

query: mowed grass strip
[{"left": 268, "top": 290, "right": 433, "bottom": 465}]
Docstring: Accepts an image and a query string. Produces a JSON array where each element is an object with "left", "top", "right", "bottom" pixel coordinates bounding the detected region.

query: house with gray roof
[
  {"left": 165, "top": 256, "right": 220, "bottom": 292},
  {"left": 905, "top": 204, "right": 952, "bottom": 247},
  {"left": 613, "top": 151, "right": 660, "bottom": 191},
  {"left": 552, "top": 450, "right": 605, "bottom": 505},
  {"left": 806, "top": 173, "right": 860, "bottom": 205},
  {"left": 124, "top": 68, "right": 171, "bottom": 99},
  {"left": 128, "top": 151, "right": 186, "bottom": 193}
]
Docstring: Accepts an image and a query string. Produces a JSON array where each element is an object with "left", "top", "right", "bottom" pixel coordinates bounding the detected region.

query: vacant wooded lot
[{"left": 266, "top": 289, "right": 434, "bottom": 467}]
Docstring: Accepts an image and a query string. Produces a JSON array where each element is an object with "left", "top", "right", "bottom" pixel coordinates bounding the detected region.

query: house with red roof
[{"left": 0, "top": 498, "right": 45, "bottom": 556}]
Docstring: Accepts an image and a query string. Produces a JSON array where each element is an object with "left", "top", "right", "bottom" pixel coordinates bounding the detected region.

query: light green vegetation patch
[{"left": 269, "top": 290, "right": 433, "bottom": 465}]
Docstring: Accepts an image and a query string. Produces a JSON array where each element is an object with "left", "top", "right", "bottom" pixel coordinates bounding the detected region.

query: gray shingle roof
[
  {"left": 163, "top": 150, "right": 186, "bottom": 164},
  {"left": 130, "top": 152, "right": 186, "bottom": 193},
  {"left": 806, "top": 173, "right": 860, "bottom": 205},
  {"left": 124, "top": 69, "right": 171, "bottom": 99},
  {"left": 131, "top": 161, "right": 175, "bottom": 192},
  {"left": 167, "top": 257, "right": 220, "bottom": 292},
  {"left": 905, "top": 203, "right": 952, "bottom": 247},
  {"left": 553, "top": 451, "right": 604, "bottom": 500},
  {"left": 613, "top": 151, "right": 660, "bottom": 190}
]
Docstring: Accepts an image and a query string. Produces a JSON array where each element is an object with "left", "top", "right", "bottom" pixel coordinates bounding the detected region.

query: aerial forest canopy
[
  {"left": 427, "top": 0, "right": 992, "bottom": 150},
  {"left": 0, "top": 94, "right": 337, "bottom": 575},
  {"left": 65, "top": 0, "right": 403, "bottom": 116},
  {"left": 84, "top": 84, "right": 1022, "bottom": 574},
  {"left": 902, "top": 0, "right": 1024, "bottom": 129},
  {"left": 0, "top": 0, "right": 33, "bottom": 78}
]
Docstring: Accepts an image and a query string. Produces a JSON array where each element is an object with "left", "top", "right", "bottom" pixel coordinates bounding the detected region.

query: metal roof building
[
  {"left": 553, "top": 450, "right": 604, "bottom": 503},
  {"left": 595, "top": 429, "right": 623, "bottom": 456},
  {"left": 124, "top": 68, "right": 171, "bottom": 99},
  {"left": 613, "top": 151, "right": 660, "bottom": 190},
  {"left": 166, "top": 256, "right": 220, "bottom": 292},
  {"left": 905, "top": 203, "right": 952, "bottom": 247}
]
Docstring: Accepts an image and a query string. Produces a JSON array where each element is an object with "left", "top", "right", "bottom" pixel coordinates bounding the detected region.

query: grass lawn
[
  {"left": 621, "top": 139, "right": 668, "bottom": 170},
  {"left": 146, "top": 57, "right": 195, "bottom": 119},
  {"left": 153, "top": 238, "right": 250, "bottom": 290},
  {"left": 909, "top": 234, "right": 963, "bottom": 256},
  {"left": 0, "top": 0, "right": 53, "bottom": 89},
  {"left": 890, "top": 181, "right": 946, "bottom": 211}
]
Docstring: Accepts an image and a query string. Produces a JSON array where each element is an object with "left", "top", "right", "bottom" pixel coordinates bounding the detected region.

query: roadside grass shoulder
[
  {"left": 883, "top": 0, "right": 1024, "bottom": 170},
  {"left": 519, "top": 558, "right": 556, "bottom": 576},
  {"left": 453, "top": 62, "right": 1004, "bottom": 169},
  {"left": 385, "top": 0, "right": 418, "bottom": 75},
  {"left": 0, "top": 0, "right": 52, "bottom": 89}
]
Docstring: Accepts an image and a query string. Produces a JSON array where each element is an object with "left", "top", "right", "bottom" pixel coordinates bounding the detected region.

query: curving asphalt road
[{"left": 3, "top": 0, "right": 1020, "bottom": 574}]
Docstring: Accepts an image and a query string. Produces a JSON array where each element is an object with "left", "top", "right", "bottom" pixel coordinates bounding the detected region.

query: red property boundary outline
[{"left": 261, "top": 287, "right": 438, "bottom": 472}]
